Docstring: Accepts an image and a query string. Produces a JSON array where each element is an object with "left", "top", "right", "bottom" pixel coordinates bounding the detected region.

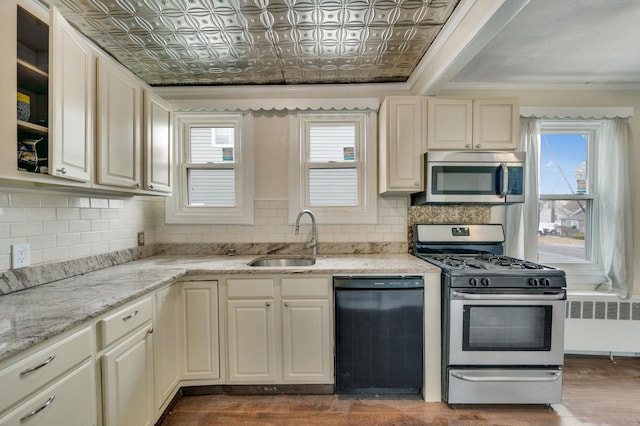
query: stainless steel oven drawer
[{"left": 447, "top": 368, "right": 562, "bottom": 404}]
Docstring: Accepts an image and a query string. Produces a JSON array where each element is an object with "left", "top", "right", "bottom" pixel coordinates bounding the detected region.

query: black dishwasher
[{"left": 334, "top": 276, "right": 424, "bottom": 395}]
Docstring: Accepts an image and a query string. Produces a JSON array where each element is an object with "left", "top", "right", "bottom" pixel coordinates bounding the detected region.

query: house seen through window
[{"left": 538, "top": 121, "right": 597, "bottom": 263}]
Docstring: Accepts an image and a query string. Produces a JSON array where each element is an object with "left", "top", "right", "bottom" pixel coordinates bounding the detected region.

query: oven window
[{"left": 462, "top": 305, "right": 553, "bottom": 351}]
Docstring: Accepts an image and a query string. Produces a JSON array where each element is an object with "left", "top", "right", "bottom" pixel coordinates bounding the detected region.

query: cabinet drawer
[
  {"left": 98, "top": 297, "right": 152, "bottom": 348},
  {"left": 281, "top": 277, "right": 330, "bottom": 298},
  {"left": 0, "top": 361, "right": 95, "bottom": 426},
  {"left": 227, "top": 279, "right": 274, "bottom": 298},
  {"left": 0, "top": 327, "right": 91, "bottom": 413}
]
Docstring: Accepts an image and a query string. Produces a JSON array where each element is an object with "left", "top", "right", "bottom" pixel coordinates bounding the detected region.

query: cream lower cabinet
[
  {"left": 99, "top": 298, "right": 154, "bottom": 426},
  {"left": 0, "top": 361, "right": 95, "bottom": 426},
  {"left": 153, "top": 284, "right": 180, "bottom": 413},
  {"left": 180, "top": 280, "right": 221, "bottom": 381},
  {"left": 225, "top": 276, "right": 332, "bottom": 384},
  {"left": 0, "top": 326, "right": 96, "bottom": 426}
]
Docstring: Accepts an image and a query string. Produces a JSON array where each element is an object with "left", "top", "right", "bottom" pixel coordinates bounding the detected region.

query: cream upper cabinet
[
  {"left": 378, "top": 96, "right": 426, "bottom": 193},
  {"left": 3, "top": 1, "right": 92, "bottom": 187},
  {"left": 143, "top": 90, "right": 172, "bottom": 193},
  {"left": 180, "top": 280, "right": 221, "bottom": 382},
  {"left": 427, "top": 98, "right": 519, "bottom": 151},
  {"left": 49, "top": 5, "right": 93, "bottom": 183},
  {"left": 96, "top": 56, "right": 142, "bottom": 190}
]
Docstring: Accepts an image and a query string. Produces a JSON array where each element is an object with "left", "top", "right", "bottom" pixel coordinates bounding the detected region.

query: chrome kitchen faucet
[{"left": 295, "top": 209, "right": 317, "bottom": 256}]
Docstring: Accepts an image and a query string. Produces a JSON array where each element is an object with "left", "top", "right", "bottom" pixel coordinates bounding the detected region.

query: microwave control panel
[{"left": 507, "top": 166, "right": 524, "bottom": 195}]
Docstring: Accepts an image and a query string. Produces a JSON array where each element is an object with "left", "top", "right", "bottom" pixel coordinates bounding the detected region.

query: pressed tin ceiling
[{"left": 50, "top": 0, "right": 460, "bottom": 86}]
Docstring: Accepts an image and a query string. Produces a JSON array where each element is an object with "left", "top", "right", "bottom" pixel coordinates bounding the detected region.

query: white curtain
[
  {"left": 598, "top": 118, "right": 634, "bottom": 298},
  {"left": 505, "top": 117, "right": 540, "bottom": 260}
]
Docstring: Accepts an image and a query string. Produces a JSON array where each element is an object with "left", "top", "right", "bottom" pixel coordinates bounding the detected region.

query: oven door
[{"left": 448, "top": 289, "right": 565, "bottom": 366}]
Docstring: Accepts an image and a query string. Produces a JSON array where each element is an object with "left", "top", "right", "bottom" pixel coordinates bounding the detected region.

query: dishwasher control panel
[{"left": 333, "top": 276, "right": 424, "bottom": 289}]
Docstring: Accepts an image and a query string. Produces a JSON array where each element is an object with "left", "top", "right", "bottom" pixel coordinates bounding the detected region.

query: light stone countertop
[{"left": 0, "top": 254, "right": 438, "bottom": 363}]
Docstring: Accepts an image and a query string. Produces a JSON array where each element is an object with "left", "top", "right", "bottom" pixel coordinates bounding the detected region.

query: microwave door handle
[{"left": 500, "top": 163, "right": 508, "bottom": 198}]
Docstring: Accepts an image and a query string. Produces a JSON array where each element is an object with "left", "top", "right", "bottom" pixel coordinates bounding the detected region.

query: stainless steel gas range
[{"left": 414, "top": 224, "right": 566, "bottom": 405}]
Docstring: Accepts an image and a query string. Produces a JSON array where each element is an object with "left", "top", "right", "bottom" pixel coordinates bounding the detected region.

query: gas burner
[{"left": 478, "top": 254, "right": 544, "bottom": 270}]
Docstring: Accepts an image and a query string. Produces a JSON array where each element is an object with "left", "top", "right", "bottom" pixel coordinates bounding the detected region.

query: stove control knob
[
  {"left": 542, "top": 278, "right": 551, "bottom": 287},
  {"left": 469, "top": 278, "right": 478, "bottom": 286},
  {"left": 481, "top": 278, "right": 491, "bottom": 286},
  {"left": 529, "top": 278, "right": 539, "bottom": 286}
]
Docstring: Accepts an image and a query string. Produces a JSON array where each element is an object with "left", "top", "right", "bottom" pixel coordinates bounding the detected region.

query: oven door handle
[
  {"left": 451, "top": 371, "right": 561, "bottom": 383},
  {"left": 452, "top": 291, "right": 565, "bottom": 301}
]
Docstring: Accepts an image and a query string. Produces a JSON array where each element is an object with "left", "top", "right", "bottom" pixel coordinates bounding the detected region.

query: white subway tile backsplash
[
  {"left": 0, "top": 224, "right": 9, "bottom": 239},
  {"left": 9, "top": 193, "right": 41, "bottom": 207},
  {"left": 80, "top": 209, "right": 101, "bottom": 220},
  {"left": 40, "top": 194, "right": 69, "bottom": 208},
  {"left": 68, "top": 197, "right": 90, "bottom": 208},
  {"left": 100, "top": 209, "right": 119, "bottom": 219},
  {"left": 81, "top": 231, "right": 102, "bottom": 244},
  {"left": 43, "top": 221, "right": 69, "bottom": 235},
  {"left": 42, "top": 246, "right": 69, "bottom": 263},
  {"left": 57, "top": 232, "right": 82, "bottom": 247},
  {"left": 91, "top": 220, "right": 110, "bottom": 231},
  {"left": 27, "top": 208, "right": 56, "bottom": 222},
  {"left": 69, "top": 220, "right": 91, "bottom": 233},
  {"left": 109, "top": 199, "right": 125, "bottom": 209},
  {"left": 68, "top": 243, "right": 92, "bottom": 259},
  {"left": 11, "top": 222, "right": 43, "bottom": 238},
  {"left": 0, "top": 208, "right": 27, "bottom": 223},
  {"left": 90, "top": 198, "right": 109, "bottom": 208},
  {"left": 56, "top": 208, "right": 81, "bottom": 220},
  {"left": 29, "top": 235, "right": 57, "bottom": 250}
]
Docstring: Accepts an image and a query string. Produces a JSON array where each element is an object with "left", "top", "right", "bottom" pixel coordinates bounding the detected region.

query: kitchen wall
[
  {"left": 3, "top": 89, "right": 639, "bottom": 298},
  {"left": 0, "top": 186, "right": 158, "bottom": 272}
]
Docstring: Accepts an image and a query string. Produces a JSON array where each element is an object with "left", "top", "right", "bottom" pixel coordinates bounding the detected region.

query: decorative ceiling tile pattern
[{"left": 52, "top": 0, "right": 460, "bottom": 86}]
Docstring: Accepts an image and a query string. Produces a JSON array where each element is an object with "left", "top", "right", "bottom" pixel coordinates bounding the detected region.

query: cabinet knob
[
  {"left": 414, "top": 181, "right": 419, "bottom": 186},
  {"left": 57, "top": 167, "right": 67, "bottom": 175},
  {"left": 476, "top": 144, "right": 481, "bottom": 148},
  {"left": 147, "top": 328, "right": 154, "bottom": 335},
  {"left": 149, "top": 184, "right": 154, "bottom": 189},
  {"left": 266, "top": 302, "right": 271, "bottom": 307},
  {"left": 284, "top": 302, "right": 289, "bottom": 307},
  {"left": 465, "top": 144, "right": 471, "bottom": 148}
]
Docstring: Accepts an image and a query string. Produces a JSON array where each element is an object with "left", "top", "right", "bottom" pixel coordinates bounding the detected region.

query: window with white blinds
[
  {"left": 289, "top": 112, "right": 377, "bottom": 224},
  {"left": 166, "top": 113, "right": 254, "bottom": 224}
]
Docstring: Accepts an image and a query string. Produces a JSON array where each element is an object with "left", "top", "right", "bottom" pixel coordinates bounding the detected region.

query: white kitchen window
[
  {"left": 289, "top": 112, "right": 377, "bottom": 224},
  {"left": 537, "top": 120, "right": 603, "bottom": 283},
  {"left": 165, "top": 113, "right": 254, "bottom": 224}
]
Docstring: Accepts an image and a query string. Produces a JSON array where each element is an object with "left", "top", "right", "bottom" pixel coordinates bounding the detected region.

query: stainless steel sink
[{"left": 248, "top": 255, "right": 316, "bottom": 267}]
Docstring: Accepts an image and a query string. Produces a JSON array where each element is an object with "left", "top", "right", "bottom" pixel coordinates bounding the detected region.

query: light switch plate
[{"left": 12, "top": 243, "right": 30, "bottom": 268}]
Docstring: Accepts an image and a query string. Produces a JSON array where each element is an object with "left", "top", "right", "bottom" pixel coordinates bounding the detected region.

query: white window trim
[
  {"left": 538, "top": 120, "right": 605, "bottom": 286},
  {"left": 288, "top": 111, "right": 378, "bottom": 224},
  {"left": 165, "top": 112, "right": 254, "bottom": 224}
]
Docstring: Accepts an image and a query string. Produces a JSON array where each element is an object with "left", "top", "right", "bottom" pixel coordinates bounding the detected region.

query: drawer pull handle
[
  {"left": 122, "top": 310, "right": 139, "bottom": 321},
  {"left": 19, "top": 395, "right": 55, "bottom": 422},
  {"left": 20, "top": 355, "right": 55, "bottom": 376}
]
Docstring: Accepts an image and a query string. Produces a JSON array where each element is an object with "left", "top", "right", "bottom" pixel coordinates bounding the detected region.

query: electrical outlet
[
  {"left": 12, "top": 243, "right": 30, "bottom": 268},
  {"left": 137, "top": 232, "right": 145, "bottom": 246}
]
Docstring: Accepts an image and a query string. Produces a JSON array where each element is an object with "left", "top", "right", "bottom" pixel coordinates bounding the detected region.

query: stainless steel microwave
[{"left": 413, "top": 151, "right": 526, "bottom": 205}]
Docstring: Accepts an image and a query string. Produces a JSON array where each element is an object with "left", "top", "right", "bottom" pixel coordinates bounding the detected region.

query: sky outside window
[{"left": 539, "top": 133, "right": 587, "bottom": 194}]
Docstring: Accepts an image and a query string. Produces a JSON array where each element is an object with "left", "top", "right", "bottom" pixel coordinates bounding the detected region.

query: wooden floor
[{"left": 159, "top": 355, "right": 640, "bottom": 425}]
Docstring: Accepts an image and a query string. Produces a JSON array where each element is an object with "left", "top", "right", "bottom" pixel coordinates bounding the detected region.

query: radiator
[{"left": 564, "top": 298, "right": 640, "bottom": 354}]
